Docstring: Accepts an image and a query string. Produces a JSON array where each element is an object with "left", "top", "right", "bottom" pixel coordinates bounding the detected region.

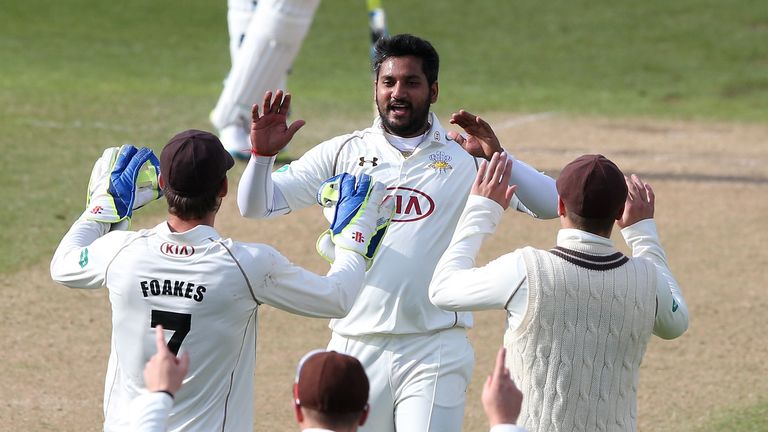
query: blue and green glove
[
  {"left": 82, "top": 145, "right": 162, "bottom": 228},
  {"left": 316, "top": 173, "right": 393, "bottom": 269}
]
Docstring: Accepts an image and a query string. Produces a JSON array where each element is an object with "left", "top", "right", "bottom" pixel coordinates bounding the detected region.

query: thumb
[
  {"left": 286, "top": 119, "right": 306, "bottom": 139},
  {"left": 178, "top": 351, "right": 190, "bottom": 375},
  {"left": 447, "top": 131, "right": 466, "bottom": 146},
  {"left": 505, "top": 185, "right": 518, "bottom": 205}
]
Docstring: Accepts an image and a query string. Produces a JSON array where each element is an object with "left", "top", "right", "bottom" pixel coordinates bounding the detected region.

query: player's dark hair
[
  {"left": 373, "top": 34, "right": 439, "bottom": 85},
  {"left": 163, "top": 184, "right": 222, "bottom": 220},
  {"left": 568, "top": 212, "right": 617, "bottom": 236}
]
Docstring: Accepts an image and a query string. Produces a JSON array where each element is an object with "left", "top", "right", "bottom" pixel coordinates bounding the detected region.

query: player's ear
[
  {"left": 430, "top": 81, "right": 439, "bottom": 103},
  {"left": 359, "top": 404, "right": 370, "bottom": 426},
  {"left": 615, "top": 204, "right": 625, "bottom": 221},
  {"left": 293, "top": 384, "right": 304, "bottom": 422},
  {"left": 557, "top": 196, "right": 567, "bottom": 217},
  {"left": 158, "top": 174, "right": 166, "bottom": 190},
  {"left": 218, "top": 177, "right": 228, "bottom": 198}
]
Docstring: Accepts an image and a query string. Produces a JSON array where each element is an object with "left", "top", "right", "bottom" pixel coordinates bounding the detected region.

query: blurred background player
[{"left": 211, "top": 0, "right": 388, "bottom": 158}]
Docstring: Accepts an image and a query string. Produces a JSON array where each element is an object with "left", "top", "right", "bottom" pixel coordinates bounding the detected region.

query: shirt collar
[
  {"left": 155, "top": 221, "right": 222, "bottom": 244},
  {"left": 556, "top": 228, "right": 614, "bottom": 248}
]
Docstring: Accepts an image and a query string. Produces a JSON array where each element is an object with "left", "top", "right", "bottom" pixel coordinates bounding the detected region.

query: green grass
[
  {"left": 0, "top": 1, "right": 766, "bottom": 430},
  {"left": 695, "top": 399, "right": 768, "bottom": 432},
  {"left": 1, "top": 0, "right": 766, "bottom": 274}
]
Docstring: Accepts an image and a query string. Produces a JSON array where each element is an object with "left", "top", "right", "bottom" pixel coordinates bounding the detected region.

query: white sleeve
[
  {"left": 129, "top": 392, "right": 173, "bottom": 432},
  {"left": 238, "top": 139, "right": 339, "bottom": 218},
  {"left": 50, "top": 219, "right": 122, "bottom": 289},
  {"left": 429, "top": 195, "right": 528, "bottom": 312},
  {"left": 505, "top": 154, "right": 558, "bottom": 219},
  {"left": 250, "top": 245, "right": 367, "bottom": 318},
  {"left": 490, "top": 425, "right": 528, "bottom": 432},
  {"left": 237, "top": 155, "right": 292, "bottom": 218},
  {"left": 621, "top": 219, "right": 689, "bottom": 339}
]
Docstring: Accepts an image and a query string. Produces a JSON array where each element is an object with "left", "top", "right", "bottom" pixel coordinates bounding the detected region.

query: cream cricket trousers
[{"left": 328, "top": 327, "right": 474, "bottom": 432}]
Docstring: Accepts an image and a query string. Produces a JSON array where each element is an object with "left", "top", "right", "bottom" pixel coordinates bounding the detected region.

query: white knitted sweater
[{"left": 505, "top": 239, "right": 657, "bottom": 432}]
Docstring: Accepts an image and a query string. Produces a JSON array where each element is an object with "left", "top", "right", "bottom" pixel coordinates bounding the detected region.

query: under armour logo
[
  {"left": 352, "top": 231, "right": 365, "bottom": 243},
  {"left": 359, "top": 156, "right": 378, "bottom": 167},
  {"left": 90, "top": 206, "right": 103, "bottom": 214}
]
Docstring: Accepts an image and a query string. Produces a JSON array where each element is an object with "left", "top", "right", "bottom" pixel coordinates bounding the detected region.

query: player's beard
[{"left": 377, "top": 90, "right": 432, "bottom": 137}]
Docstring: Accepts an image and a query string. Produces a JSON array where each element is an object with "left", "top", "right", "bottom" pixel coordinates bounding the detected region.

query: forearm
[
  {"left": 264, "top": 248, "right": 366, "bottom": 318},
  {"left": 237, "top": 155, "right": 291, "bottom": 218},
  {"left": 430, "top": 196, "right": 507, "bottom": 311},
  {"left": 50, "top": 219, "right": 109, "bottom": 288},
  {"left": 506, "top": 156, "right": 558, "bottom": 219},
  {"left": 621, "top": 219, "right": 689, "bottom": 339}
]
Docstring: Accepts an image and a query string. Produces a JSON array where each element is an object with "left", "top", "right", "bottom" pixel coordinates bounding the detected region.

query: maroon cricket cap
[
  {"left": 294, "top": 350, "right": 369, "bottom": 414},
  {"left": 556, "top": 154, "right": 628, "bottom": 218},
  {"left": 160, "top": 129, "right": 234, "bottom": 197}
]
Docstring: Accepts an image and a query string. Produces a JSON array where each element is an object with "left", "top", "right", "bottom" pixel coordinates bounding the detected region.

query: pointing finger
[{"left": 154, "top": 325, "right": 167, "bottom": 355}]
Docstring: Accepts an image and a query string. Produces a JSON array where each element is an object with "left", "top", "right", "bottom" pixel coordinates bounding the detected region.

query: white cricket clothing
[
  {"left": 429, "top": 195, "right": 689, "bottom": 432},
  {"left": 490, "top": 426, "right": 528, "bottom": 432},
  {"left": 238, "top": 113, "right": 559, "bottom": 336},
  {"left": 327, "top": 328, "right": 474, "bottom": 432},
  {"left": 50, "top": 219, "right": 367, "bottom": 432},
  {"left": 130, "top": 392, "right": 173, "bottom": 432},
  {"left": 429, "top": 195, "right": 689, "bottom": 339},
  {"left": 237, "top": 113, "right": 558, "bottom": 432},
  {"left": 211, "top": 0, "right": 320, "bottom": 130}
]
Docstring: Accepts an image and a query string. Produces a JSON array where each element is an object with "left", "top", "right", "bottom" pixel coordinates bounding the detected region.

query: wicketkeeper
[{"left": 50, "top": 130, "right": 393, "bottom": 431}]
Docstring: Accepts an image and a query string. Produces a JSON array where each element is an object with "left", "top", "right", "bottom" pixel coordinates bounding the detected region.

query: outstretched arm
[{"left": 449, "top": 110, "right": 558, "bottom": 219}]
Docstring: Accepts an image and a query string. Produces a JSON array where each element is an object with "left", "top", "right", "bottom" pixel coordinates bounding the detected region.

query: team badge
[
  {"left": 433, "top": 131, "right": 441, "bottom": 141},
  {"left": 428, "top": 151, "right": 453, "bottom": 173}
]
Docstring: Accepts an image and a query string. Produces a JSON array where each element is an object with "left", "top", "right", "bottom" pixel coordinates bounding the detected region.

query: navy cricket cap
[
  {"left": 556, "top": 154, "right": 628, "bottom": 218},
  {"left": 160, "top": 129, "right": 235, "bottom": 197},
  {"left": 294, "top": 350, "right": 369, "bottom": 414}
]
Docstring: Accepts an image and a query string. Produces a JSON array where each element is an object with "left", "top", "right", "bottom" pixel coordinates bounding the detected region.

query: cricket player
[
  {"left": 429, "top": 153, "right": 689, "bottom": 431},
  {"left": 50, "top": 130, "right": 391, "bottom": 431},
  {"left": 212, "top": 0, "right": 388, "bottom": 157},
  {"left": 237, "top": 34, "right": 560, "bottom": 432},
  {"left": 211, "top": 0, "right": 321, "bottom": 156}
]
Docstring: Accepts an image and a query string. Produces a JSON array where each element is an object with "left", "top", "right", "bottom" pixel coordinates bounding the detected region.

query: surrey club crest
[{"left": 428, "top": 151, "right": 453, "bottom": 173}]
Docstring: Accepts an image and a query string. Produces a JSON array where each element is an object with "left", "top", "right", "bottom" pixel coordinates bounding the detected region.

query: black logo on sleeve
[{"left": 141, "top": 279, "right": 206, "bottom": 302}]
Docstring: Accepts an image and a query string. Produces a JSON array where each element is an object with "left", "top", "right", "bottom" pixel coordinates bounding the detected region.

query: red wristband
[{"left": 250, "top": 148, "right": 278, "bottom": 157}]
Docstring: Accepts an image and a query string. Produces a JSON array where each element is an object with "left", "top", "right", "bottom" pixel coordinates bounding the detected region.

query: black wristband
[{"left": 158, "top": 390, "right": 174, "bottom": 400}]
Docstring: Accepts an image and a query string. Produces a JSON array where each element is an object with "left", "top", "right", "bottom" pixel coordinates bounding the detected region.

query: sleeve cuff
[
  {"left": 490, "top": 424, "right": 527, "bottom": 432},
  {"left": 620, "top": 218, "right": 658, "bottom": 240}
]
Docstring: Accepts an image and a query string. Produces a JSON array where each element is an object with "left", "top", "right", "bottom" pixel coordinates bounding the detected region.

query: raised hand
[
  {"left": 471, "top": 152, "right": 517, "bottom": 209},
  {"left": 617, "top": 174, "right": 655, "bottom": 228},
  {"left": 481, "top": 347, "right": 523, "bottom": 427},
  {"left": 249, "top": 90, "right": 306, "bottom": 157},
  {"left": 144, "top": 325, "right": 190, "bottom": 397},
  {"left": 448, "top": 110, "right": 503, "bottom": 160}
]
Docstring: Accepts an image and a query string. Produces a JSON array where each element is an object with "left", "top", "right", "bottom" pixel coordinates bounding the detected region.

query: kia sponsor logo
[
  {"left": 160, "top": 242, "right": 195, "bottom": 258},
  {"left": 385, "top": 187, "right": 435, "bottom": 222}
]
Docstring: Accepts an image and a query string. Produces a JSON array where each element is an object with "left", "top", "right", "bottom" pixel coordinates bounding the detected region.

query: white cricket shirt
[
  {"left": 238, "top": 113, "right": 559, "bottom": 336},
  {"left": 50, "top": 219, "right": 366, "bottom": 431}
]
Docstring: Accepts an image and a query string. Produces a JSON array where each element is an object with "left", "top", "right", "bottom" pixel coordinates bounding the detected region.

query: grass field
[{"left": 1, "top": 0, "right": 767, "bottom": 430}]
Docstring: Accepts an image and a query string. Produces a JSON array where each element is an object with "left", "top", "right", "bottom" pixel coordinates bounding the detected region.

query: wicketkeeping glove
[
  {"left": 81, "top": 145, "right": 162, "bottom": 228},
  {"left": 315, "top": 173, "right": 394, "bottom": 269}
]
